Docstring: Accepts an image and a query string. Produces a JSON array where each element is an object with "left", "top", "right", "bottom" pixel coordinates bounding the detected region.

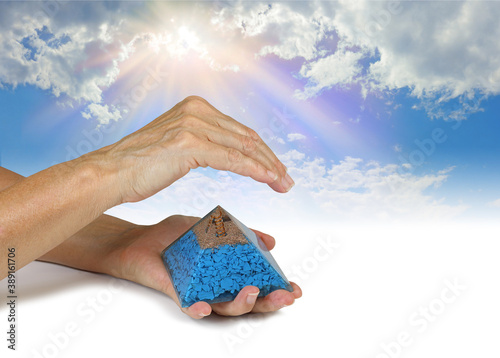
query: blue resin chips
[{"left": 161, "top": 206, "right": 293, "bottom": 307}]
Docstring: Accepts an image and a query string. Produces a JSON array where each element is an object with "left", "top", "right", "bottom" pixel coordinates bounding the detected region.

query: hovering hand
[
  {"left": 96, "top": 96, "right": 294, "bottom": 204},
  {"left": 107, "top": 215, "right": 302, "bottom": 319}
]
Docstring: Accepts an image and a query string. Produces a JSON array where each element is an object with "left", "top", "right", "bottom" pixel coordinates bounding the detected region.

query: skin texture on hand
[
  {"left": 0, "top": 96, "right": 294, "bottom": 278},
  {"left": 104, "top": 96, "right": 294, "bottom": 204},
  {"left": 0, "top": 155, "right": 119, "bottom": 276}
]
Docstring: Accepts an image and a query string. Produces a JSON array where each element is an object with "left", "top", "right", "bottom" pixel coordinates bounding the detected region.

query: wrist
[
  {"left": 38, "top": 215, "right": 142, "bottom": 276},
  {"left": 71, "top": 145, "right": 124, "bottom": 209}
]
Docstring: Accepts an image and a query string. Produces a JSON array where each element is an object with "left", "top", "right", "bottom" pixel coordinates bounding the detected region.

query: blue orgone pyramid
[{"left": 161, "top": 206, "right": 293, "bottom": 307}]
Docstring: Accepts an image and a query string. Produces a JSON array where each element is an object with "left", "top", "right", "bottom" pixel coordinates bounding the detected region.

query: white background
[{"left": 2, "top": 221, "right": 499, "bottom": 358}]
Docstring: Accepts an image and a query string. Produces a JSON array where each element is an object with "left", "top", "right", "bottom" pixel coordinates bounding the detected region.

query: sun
[
  {"left": 177, "top": 26, "right": 201, "bottom": 51},
  {"left": 145, "top": 26, "right": 204, "bottom": 59}
]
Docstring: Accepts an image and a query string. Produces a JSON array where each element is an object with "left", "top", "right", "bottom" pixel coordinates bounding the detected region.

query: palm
[
  {"left": 115, "top": 215, "right": 301, "bottom": 318},
  {"left": 117, "top": 215, "right": 198, "bottom": 305}
]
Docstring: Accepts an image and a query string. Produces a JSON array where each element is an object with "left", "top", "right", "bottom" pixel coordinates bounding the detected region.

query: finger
[
  {"left": 184, "top": 301, "right": 212, "bottom": 319},
  {"left": 251, "top": 282, "right": 301, "bottom": 313},
  {"left": 290, "top": 281, "right": 303, "bottom": 299},
  {"left": 198, "top": 125, "right": 287, "bottom": 190},
  {"left": 158, "top": 274, "right": 213, "bottom": 319},
  {"left": 193, "top": 100, "right": 293, "bottom": 192},
  {"left": 250, "top": 229, "right": 276, "bottom": 251},
  {"left": 171, "top": 113, "right": 293, "bottom": 193},
  {"left": 193, "top": 141, "right": 281, "bottom": 189},
  {"left": 140, "top": 253, "right": 212, "bottom": 319},
  {"left": 211, "top": 286, "right": 260, "bottom": 316},
  {"left": 214, "top": 116, "right": 294, "bottom": 192}
]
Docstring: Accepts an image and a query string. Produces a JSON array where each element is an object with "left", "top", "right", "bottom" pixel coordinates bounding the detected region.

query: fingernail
[
  {"left": 279, "top": 304, "right": 292, "bottom": 309},
  {"left": 247, "top": 291, "right": 259, "bottom": 305},
  {"left": 267, "top": 170, "right": 278, "bottom": 181},
  {"left": 198, "top": 312, "right": 210, "bottom": 317},
  {"left": 283, "top": 173, "right": 295, "bottom": 191}
]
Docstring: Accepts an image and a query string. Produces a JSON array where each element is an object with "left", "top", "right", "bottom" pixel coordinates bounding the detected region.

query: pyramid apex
[{"left": 214, "top": 204, "right": 225, "bottom": 212}]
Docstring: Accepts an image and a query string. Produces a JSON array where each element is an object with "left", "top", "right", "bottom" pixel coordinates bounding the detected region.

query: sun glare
[{"left": 178, "top": 26, "right": 200, "bottom": 51}]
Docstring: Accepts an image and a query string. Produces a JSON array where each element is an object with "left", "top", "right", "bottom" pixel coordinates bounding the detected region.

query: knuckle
[
  {"left": 246, "top": 127, "right": 261, "bottom": 142},
  {"left": 180, "top": 96, "right": 208, "bottom": 113},
  {"left": 227, "top": 148, "right": 243, "bottom": 164},
  {"left": 173, "top": 129, "right": 197, "bottom": 147},
  {"left": 179, "top": 114, "right": 201, "bottom": 128},
  {"left": 241, "top": 136, "right": 257, "bottom": 153},
  {"left": 273, "top": 158, "right": 284, "bottom": 170},
  {"left": 184, "top": 95, "right": 206, "bottom": 103}
]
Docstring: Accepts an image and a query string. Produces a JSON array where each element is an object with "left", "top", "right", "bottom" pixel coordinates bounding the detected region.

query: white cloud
[
  {"left": 108, "top": 150, "right": 467, "bottom": 225},
  {"left": 0, "top": 2, "right": 243, "bottom": 125},
  {"left": 488, "top": 198, "right": 500, "bottom": 208},
  {"left": 3, "top": 1, "right": 499, "bottom": 129},
  {"left": 219, "top": 1, "right": 500, "bottom": 117},
  {"left": 0, "top": 2, "right": 138, "bottom": 124},
  {"left": 81, "top": 103, "right": 121, "bottom": 126},
  {"left": 281, "top": 152, "right": 467, "bottom": 221},
  {"left": 214, "top": 3, "right": 334, "bottom": 61},
  {"left": 144, "top": 27, "right": 240, "bottom": 73},
  {"left": 323, "top": 1, "right": 500, "bottom": 102},
  {"left": 349, "top": 116, "right": 361, "bottom": 124},
  {"left": 266, "top": 136, "right": 286, "bottom": 145},
  {"left": 355, "top": 1, "right": 500, "bottom": 98},
  {"left": 287, "top": 133, "right": 306, "bottom": 142},
  {"left": 393, "top": 144, "right": 402, "bottom": 153},
  {"left": 295, "top": 49, "right": 363, "bottom": 99},
  {"left": 278, "top": 149, "right": 306, "bottom": 164}
]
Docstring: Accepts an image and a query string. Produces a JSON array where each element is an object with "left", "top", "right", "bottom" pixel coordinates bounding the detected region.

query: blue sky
[{"left": 1, "top": 1, "right": 499, "bottom": 224}]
